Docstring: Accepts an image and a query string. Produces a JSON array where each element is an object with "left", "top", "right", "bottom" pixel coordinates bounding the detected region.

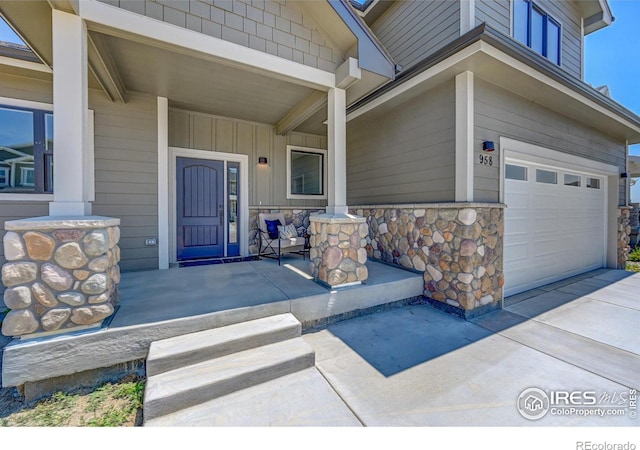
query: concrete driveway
[{"left": 302, "top": 268, "right": 639, "bottom": 426}]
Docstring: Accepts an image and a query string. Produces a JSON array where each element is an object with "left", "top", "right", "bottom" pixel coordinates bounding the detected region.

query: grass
[
  {"left": 0, "top": 375, "right": 144, "bottom": 427},
  {"left": 628, "top": 245, "right": 640, "bottom": 262}
]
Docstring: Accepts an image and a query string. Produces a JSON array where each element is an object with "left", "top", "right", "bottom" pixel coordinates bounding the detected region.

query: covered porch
[{"left": 1, "top": 258, "right": 423, "bottom": 395}]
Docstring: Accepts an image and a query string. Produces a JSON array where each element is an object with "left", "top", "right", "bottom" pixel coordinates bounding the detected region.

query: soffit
[{"left": 98, "top": 33, "right": 316, "bottom": 125}]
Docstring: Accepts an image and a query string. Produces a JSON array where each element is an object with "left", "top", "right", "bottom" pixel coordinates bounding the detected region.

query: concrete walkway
[
  {"left": 300, "top": 268, "right": 639, "bottom": 426},
  {"left": 142, "top": 268, "right": 639, "bottom": 426}
]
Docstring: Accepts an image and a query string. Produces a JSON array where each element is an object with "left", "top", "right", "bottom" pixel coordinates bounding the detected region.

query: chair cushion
[
  {"left": 278, "top": 223, "right": 298, "bottom": 239},
  {"left": 264, "top": 219, "right": 282, "bottom": 239}
]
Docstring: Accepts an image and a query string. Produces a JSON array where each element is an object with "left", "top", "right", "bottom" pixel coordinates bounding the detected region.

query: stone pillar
[
  {"left": 617, "top": 207, "right": 632, "bottom": 269},
  {"left": 1, "top": 217, "right": 120, "bottom": 338},
  {"left": 309, "top": 214, "right": 368, "bottom": 287}
]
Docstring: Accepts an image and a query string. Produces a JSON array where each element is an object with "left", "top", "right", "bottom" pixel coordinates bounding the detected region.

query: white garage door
[{"left": 504, "top": 159, "right": 606, "bottom": 297}]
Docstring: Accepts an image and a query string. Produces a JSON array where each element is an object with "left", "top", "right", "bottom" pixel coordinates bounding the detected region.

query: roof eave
[{"left": 328, "top": 0, "right": 396, "bottom": 80}]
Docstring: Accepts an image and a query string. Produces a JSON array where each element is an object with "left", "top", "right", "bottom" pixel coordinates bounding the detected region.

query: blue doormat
[{"left": 178, "top": 255, "right": 259, "bottom": 268}]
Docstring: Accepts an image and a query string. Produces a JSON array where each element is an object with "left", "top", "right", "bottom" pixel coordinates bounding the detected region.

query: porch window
[
  {"left": 286, "top": 146, "right": 327, "bottom": 199},
  {"left": 0, "top": 105, "right": 53, "bottom": 193},
  {"left": 513, "top": 0, "right": 561, "bottom": 65}
]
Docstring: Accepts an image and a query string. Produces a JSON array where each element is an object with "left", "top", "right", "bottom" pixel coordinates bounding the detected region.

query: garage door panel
[{"left": 504, "top": 158, "right": 606, "bottom": 297}]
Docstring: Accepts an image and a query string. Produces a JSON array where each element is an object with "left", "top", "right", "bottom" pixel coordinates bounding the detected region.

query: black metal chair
[{"left": 258, "top": 213, "right": 306, "bottom": 265}]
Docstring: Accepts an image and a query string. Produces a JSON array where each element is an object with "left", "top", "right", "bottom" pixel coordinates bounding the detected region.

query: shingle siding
[{"left": 97, "top": 0, "right": 342, "bottom": 72}]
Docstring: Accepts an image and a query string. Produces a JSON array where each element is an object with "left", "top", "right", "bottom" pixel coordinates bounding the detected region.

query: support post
[
  {"left": 327, "top": 87, "right": 348, "bottom": 215},
  {"left": 455, "top": 71, "right": 475, "bottom": 202},
  {"left": 49, "top": 10, "right": 91, "bottom": 216}
]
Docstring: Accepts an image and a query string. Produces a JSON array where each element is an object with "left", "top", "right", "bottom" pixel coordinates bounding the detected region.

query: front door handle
[{"left": 219, "top": 204, "right": 224, "bottom": 224}]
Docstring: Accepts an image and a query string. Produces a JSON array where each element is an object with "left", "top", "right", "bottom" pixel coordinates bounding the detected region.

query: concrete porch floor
[
  {"left": 142, "top": 267, "right": 640, "bottom": 426},
  {"left": 1, "top": 257, "right": 424, "bottom": 391}
]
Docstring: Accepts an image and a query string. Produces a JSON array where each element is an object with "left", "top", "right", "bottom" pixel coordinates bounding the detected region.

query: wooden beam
[
  {"left": 87, "top": 32, "right": 127, "bottom": 103},
  {"left": 275, "top": 90, "right": 327, "bottom": 136}
]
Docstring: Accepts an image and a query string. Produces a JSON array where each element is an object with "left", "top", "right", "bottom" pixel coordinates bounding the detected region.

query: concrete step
[
  {"left": 144, "top": 368, "right": 361, "bottom": 427},
  {"left": 146, "top": 313, "right": 301, "bottom": 376},
  {"left": 143, "top": 337, "right": 315, "bottom": 421}
]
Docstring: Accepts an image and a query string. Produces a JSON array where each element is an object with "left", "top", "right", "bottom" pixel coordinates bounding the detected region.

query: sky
[{"left": 584, "top": 0, "right": 640, "bottom": 202}]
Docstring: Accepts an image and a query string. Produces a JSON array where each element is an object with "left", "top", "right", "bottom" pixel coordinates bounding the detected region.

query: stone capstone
[
  {"left": 3, "top": 231, "right": 26, "bottom": 261},
  {"left": 70, "top": 304, "right": 114, "bottom": 325},
  {"left": 2, "top": 262, "right": 38, "bottom": 287},
  {"left": 41, "top": 308, "right": 72, "bottom": 331},
  {"left": 3, "top": 286, "right": 32, "bottom": 309},
  {"left": 23, "top": 231, "right": 56, "bottom": 261},
  {"left": 41, "top": 263, "right": 73, "bottom": 291},
  {"left": 55, "top": 243, "right": 89, "bottom": 269},
  {"left": 2, "top": 309, "right": 39, "bottom": 336}
]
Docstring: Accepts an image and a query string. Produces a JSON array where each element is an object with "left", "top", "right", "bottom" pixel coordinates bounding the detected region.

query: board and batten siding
[
  {"left": 371, "top": 0, "right": 460, "bottom": 72},
  {"left": 347, "top": 80, "right": 456, "bottom": 205},
  {"left": 168, "top": 109, "right": 327, "bottom": 208},
  {"left": 474, "top": 78, "right": 627, "bottom": 204},
  {"left": 97, "top": 0, "right": 342, "bottom": 72},
  {"left": 90, "top": 90, "right": 159, "bottom": 272}
]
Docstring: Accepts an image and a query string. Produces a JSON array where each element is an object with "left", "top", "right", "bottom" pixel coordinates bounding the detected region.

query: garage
[{"left": 502, "top": 140, "right": 611, "bottom": 297}]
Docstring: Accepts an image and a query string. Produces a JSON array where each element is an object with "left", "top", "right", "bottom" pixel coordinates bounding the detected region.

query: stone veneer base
[
  {"left": 351, "top": 203, "right": 505, "bottom": 316},
  {"left": 309, "top": 213, "right": 369, "bottom": 287},
  {"left": 2, "top": 216, "right": 121, "bottom": 338}
]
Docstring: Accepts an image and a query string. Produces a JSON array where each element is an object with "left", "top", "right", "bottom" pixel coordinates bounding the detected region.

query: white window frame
[
  {"left": 286, "top": 145, "right": 327, "bottom": 200},
  {"left": 0, "top": 166, "right": 9, "bottom": 186},
  {"left": 511, "top": 0, "right": 563, "bottom": 65},
  {"left": 19, "top": 166, "right": 35, "bottom": 186},
  {"left": 0, "top": 96, "right": 53, "bottom": 201}
]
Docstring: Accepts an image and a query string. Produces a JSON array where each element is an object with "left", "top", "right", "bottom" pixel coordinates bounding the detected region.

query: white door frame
[
  {"left": 168, "top": 147, "right": 249, "bottom": 264},
  {"left": 499, "top": 137, "right": 620, "bottom": 275}
]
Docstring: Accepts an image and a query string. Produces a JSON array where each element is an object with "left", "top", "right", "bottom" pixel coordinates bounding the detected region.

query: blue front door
[{"left": 176, "top": 157, "right": 225, "bottom": 260}]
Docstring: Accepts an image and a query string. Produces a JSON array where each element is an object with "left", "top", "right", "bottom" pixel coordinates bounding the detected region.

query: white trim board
[{"left": 167, "top": 147, "right": 249, "bottom": 265}]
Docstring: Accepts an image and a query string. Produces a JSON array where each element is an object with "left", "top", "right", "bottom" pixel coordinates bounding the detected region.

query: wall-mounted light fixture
[
  {"left": 482, "top": 141, "right": 495, "bottom": 152},
  {"left": 620, "top": 172, "right": 628, "bottom": 179},
  {"left": 258, "top": 157, "right": 268, "bottom": 165}
]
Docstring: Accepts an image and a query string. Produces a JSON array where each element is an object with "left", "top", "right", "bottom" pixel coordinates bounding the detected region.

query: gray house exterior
[{"left": 1, "top": 0, "right": 639, "bottom": 338}]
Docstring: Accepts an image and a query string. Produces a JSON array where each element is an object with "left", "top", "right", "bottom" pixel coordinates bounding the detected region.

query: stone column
[
  {"left": 1, "top": 217, "right": 120, "bottom": 338},
  {"left": 618, "top": 207, "right": 632, "bottom": 269},
  {"left": 309, "top": 214, "right": 368, "bottom": 287}
]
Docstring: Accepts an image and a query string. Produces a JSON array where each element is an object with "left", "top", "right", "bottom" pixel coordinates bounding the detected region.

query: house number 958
[{"left": 479, "top": 154, "right": 493, "bottom": 166}]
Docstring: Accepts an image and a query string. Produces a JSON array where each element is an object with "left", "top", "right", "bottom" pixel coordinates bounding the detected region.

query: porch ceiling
[{"left": 96, "top": 32, "right": 319, "bottom": 126}]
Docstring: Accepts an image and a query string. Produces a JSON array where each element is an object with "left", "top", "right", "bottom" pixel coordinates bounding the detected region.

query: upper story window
[
  {"left": 0, "top": 105, "right": 53, "bottom": 193},
  {"left": 513, "top": 0, "right": 561, "bottom": 65}
]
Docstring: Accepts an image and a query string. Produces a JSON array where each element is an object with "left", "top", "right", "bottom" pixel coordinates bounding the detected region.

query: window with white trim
[
  {"left": 513, "top": 0, "right": 561, "bottom": 65},
  {"left": 286, "top": 145, "right": 327, "bottom": 199},
  {"left": 0, "top": 166, "right": 9, "bottom": 186},
  {"left": 0, "top": 104, "right": 53, "bottom": 193}
]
